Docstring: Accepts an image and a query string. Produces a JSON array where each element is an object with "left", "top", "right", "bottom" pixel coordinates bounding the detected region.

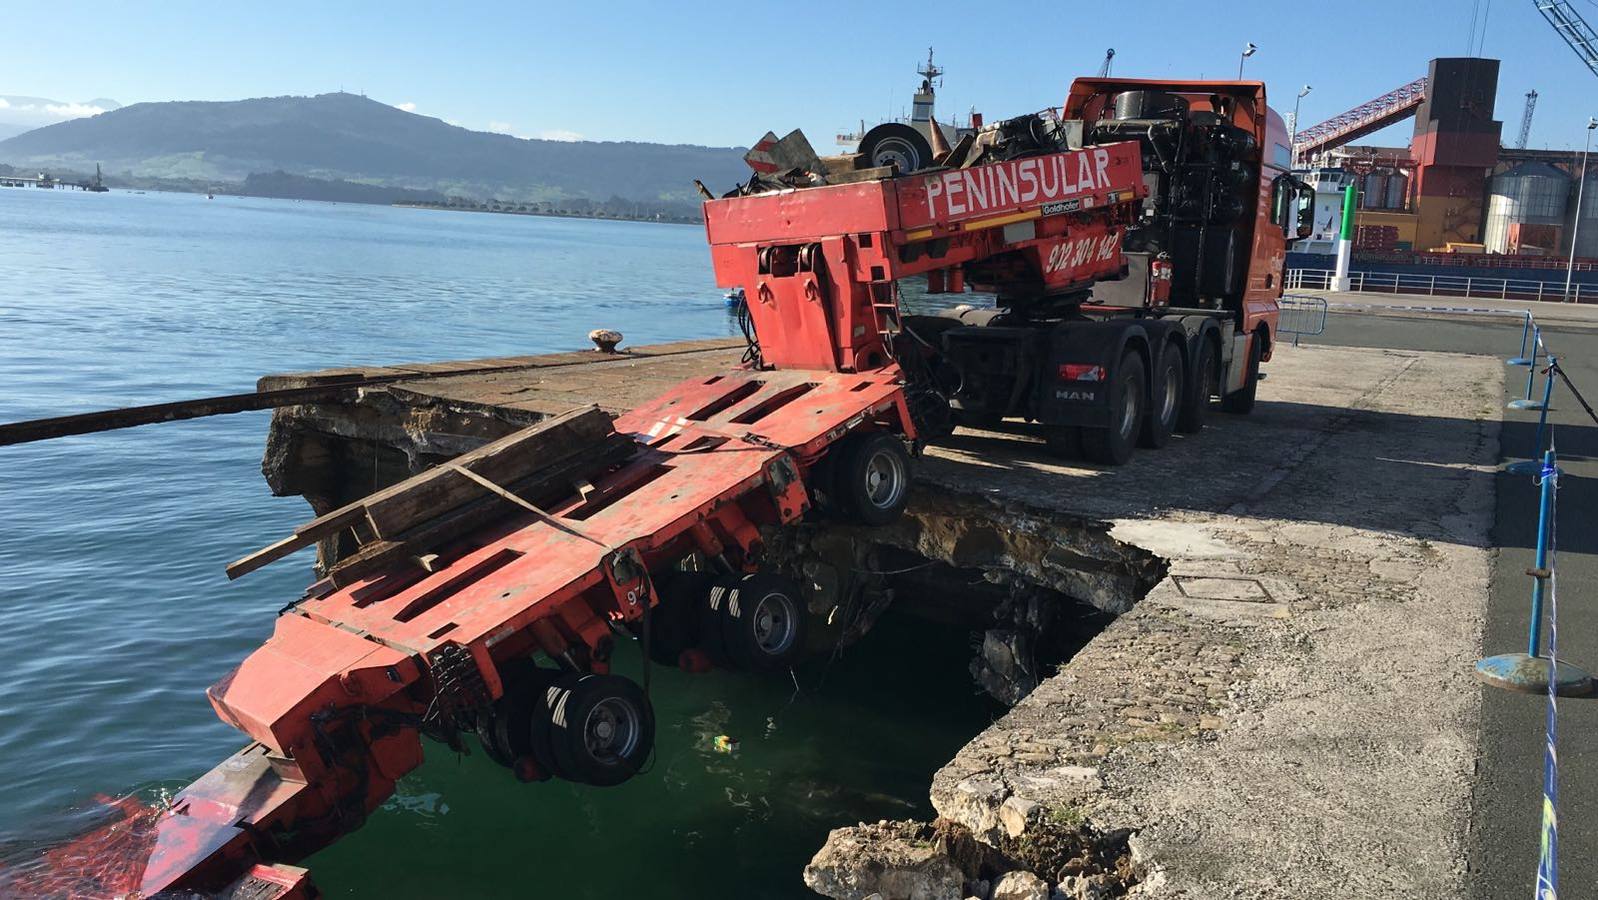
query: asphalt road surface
[{"left": 1309, "top": 307, "right": 1598, "bottom": 900}]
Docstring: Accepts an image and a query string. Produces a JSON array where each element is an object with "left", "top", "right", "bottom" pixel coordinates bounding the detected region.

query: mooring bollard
[
  {"left": 1476, "top": 448, "right": 1594, "bottom": 696},
  {"left": 1507, "top": 356, "right": 1558, "bottom": 475},
  {"left": 1507, "top": 311, "right": 1534, "bottom": 365}
]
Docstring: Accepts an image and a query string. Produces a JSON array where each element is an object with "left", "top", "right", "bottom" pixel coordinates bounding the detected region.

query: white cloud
[
  {"left": 43, "top": 102, "right": 107, "bottom": 118},
  {"left": 0, "top": 96, "right": 117, "bottom": 129},
  {"left": 395, "top": 101, "right": 416, "bottom": 112},
  {"left": 445, "top": 118, "right": 463, "bottom": 127},
  {"left": 486, "top": 120, "right": 533, "bottom": 139},
  {"left": 538, "top": 129, "right": 583, "bottom": 142}
]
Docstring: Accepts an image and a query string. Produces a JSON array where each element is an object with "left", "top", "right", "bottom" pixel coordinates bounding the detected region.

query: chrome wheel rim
[
  {"left": 870, "top": 137, "right": 920, "bottom": 171},
  {"left": 1160, "top": 364, "right": 1179, "bottom": 423},
  {"left": 583, "top": 697, "right": 641, "bottom": 761},
  {"left": 862, "top": 447, "right": 907, "bottom": 509},
  {"left": 1118, "top": 382, "right": 1139, "bottom": 438}
]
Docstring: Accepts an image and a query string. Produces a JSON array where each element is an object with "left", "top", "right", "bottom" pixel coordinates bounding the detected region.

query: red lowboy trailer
[{"left": 7, "top": 77, "right": 1314, "bottom": 899}]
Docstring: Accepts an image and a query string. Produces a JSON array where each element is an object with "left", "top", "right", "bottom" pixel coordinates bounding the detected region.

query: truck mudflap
[
  {"left": 1036, "top": 319, "right": 1159, "bottom": 428},
  {"left": 1225, "top": 330, "right": 1252, "bottom": 395}
]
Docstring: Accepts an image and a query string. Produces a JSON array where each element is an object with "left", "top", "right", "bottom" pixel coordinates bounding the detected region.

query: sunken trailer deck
[{"left": 74, "top": 367, "right": 917, "bottom": 898}]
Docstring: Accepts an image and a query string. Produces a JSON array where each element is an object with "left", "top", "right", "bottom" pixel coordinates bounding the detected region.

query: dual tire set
[
  {"left": 1050, "top": 334, "right": 1259, "bottom": 466},
  {"left": 474, "top": 572, "right": 811, "bottom": 787},
  {"left": 472, "top": 432, "right": 914, "bottom": 788},
  {"left": 476, "top": 664, "right": 654, "bottom": 787}
]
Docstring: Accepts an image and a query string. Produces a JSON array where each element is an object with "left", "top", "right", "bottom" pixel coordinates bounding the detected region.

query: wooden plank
[
  {"left": 227, "top": 406, "right": 614, "bottom": 580},
  {"left": 362, "top": 405, "right": 614, "bottom": 538},
  {"left": 0, "top": 382, "right": 369, "bottom": 447},
  {"left": 225, "top": 507, "right": 366, "bottom": 580},
  {"left": 827, "top": 165, "right": 896, "bottom": 185},
  {"left": 325, "top": 434, "right": 635, "bottom": 588}
]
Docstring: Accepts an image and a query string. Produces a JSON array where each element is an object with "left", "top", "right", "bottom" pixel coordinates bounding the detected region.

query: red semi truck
[
  {"left": 10, "top": 78, "right": 1312, "bottom": 899},
  {"left": 712, "top": 78, "right": 1313, "bottom": 464}
]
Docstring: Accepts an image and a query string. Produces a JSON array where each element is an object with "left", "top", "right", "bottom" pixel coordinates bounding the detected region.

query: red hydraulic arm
[{"left": 705, "top": 142, "right": 1150, "bottom": 372}]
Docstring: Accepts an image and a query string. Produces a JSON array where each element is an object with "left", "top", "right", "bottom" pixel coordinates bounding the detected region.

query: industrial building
[{"left": 1292, "top": 56, "right": 1598, "bottom": 280}]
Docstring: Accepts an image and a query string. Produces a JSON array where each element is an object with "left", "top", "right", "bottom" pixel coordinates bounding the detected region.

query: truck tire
[
  {"left": 857, "top": 123, "right": 934, "bottom": 173},
  {"left": 1176, "top": 336, "right": 1219, "bottom": 434},
  {"left": 831, "top": 432, "right": 912, "bottom": 526},
  {"left": 477, "top": 663, "right": 558, "bottom": 772},
  {"left": 1139, "top": 347, "right": 1183, "bottom": 449},
  {"left": 1221, "top": 332, "right": 1262, "bottom": 415},
  {"left": 697, "top": 577, "right": 737, "bottom": 666},
  {"left": 546, "top": 673, "right": 655, "bottom": 787},
  {"left": 1081, "top": 350, "right": 1145, "bottom": 465},
  {"left": 718, "top": 573, "right": 806, "bottom": 672}
]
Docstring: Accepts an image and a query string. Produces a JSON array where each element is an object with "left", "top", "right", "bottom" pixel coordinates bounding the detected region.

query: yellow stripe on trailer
[{"left": 961, "top": 209, "right": 1041, "bottom": 232}]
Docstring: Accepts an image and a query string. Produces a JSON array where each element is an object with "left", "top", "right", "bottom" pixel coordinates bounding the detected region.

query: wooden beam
[
  {"left": 225, "top": 507, "right": 366, "bottom": 580},
  {"left": 0, "top": 340, "right": 738, "bottom": 447},
  {"left": 229, "top": 406, "right": 631, "bottom": 582},
  {"left": 325, "top": 434, "right": 635, "bottom": 587},
  {"left": 0, "top": 381, "right": 373, "bottom": 447},
  {"left": 362, "top": 406, "right": 614, "bottom": 538}
]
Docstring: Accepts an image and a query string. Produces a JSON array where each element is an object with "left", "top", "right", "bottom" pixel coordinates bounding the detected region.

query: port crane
[
  {"left": 10, "top": 76, "right": 1310, "bottom": 899},
  {"left": 1535, "top": 0, "right": 1598, "bottom": 78},
  {"left": 1517, "top": 89, "right": 1539, "bottom": 149}
]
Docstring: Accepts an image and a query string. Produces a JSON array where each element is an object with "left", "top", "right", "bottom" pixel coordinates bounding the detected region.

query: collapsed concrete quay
[{"left": 256, "top": 333, "right": 1500, "bottom": 899}]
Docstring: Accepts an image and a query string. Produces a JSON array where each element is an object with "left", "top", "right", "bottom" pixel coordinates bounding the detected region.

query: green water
[
  {"left": 0, "top": 188, "right": 997, "bottom": 897},
  {"left": 310, "top": 608, "right": 996, "bottom": 898}
]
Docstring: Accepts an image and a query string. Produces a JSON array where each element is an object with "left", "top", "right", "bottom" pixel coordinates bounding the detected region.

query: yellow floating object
[{"left": 712, "top": 735, "right": 740, "bottom": 753}]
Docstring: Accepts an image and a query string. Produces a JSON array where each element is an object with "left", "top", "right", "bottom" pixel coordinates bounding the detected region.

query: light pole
[
  {"left": 1564, "top": 116, "right": 1598, "bottom": 303},
  {"left": 1290, "top": 84, "right": 1312, "bottom": 148},
  {"left": 1238, "top": 42, "right": 1257, "bottom": 80}
]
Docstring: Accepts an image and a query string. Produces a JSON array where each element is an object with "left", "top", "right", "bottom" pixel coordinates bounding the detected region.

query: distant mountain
[
  {"left": 0, "top": 123, "right": 30, "bottom": 141},
  {"left": 0, "top": 92, "right": 749, "bottom": 207}
]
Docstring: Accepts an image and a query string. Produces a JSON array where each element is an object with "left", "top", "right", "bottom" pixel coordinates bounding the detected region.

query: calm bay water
[{"left": 0, "top": 188, "right": 994, "bottom": 898}]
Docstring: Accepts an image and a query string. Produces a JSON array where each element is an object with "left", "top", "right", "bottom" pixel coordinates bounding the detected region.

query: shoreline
[{"left": 392, "top": 200, "right": 700, "bottom": 226}]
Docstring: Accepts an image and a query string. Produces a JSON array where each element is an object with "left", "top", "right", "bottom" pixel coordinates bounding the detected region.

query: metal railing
[
  {"left": 1285, "top": 267, "right": 1597, "bottom": 303},
  {"left": 1277, "top": 294, "right": 1328, "bottom": 346},
  {"left": 1475, "top": 311, "right": 1598, "bottom": 899}
]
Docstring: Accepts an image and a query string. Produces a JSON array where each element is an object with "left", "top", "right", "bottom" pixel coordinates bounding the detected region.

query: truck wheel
[
  {"left": 1080, "top": 351, "right": 1145, "bottom": 466},
  {"left": 478, "top": 663, "right": 558, "bottom": 772},
  {"left": 526, "top": 675, "right": 568, "bottom": 780},
  {"left": 718, "top": 573, "right": 807, "bottom": 672},
  {"left": 546, "top": 673, "right": 655, "bottom": 787},
  {"left": 697, "top": 577, "right": 736, "bottom": 666},
  {"left": 1221, "top": 332, "right": 1262, "bottom": 415},
  {"left": 857, "top": 123, "right": 934, "bottom": 172},
  {"left": 832, "top": 432, "right": 912, "bottom": 526},
  {"left": 1176, "top": 337, "right": 1219, "bottom": 434},
  {"left": 1138, "top": 347, "right": 1184, "bottom": 449}
]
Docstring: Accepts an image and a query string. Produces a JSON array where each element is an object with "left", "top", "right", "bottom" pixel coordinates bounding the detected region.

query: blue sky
[{"left": 5, "top": 0, "right": 1598, "bottom": 152}]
